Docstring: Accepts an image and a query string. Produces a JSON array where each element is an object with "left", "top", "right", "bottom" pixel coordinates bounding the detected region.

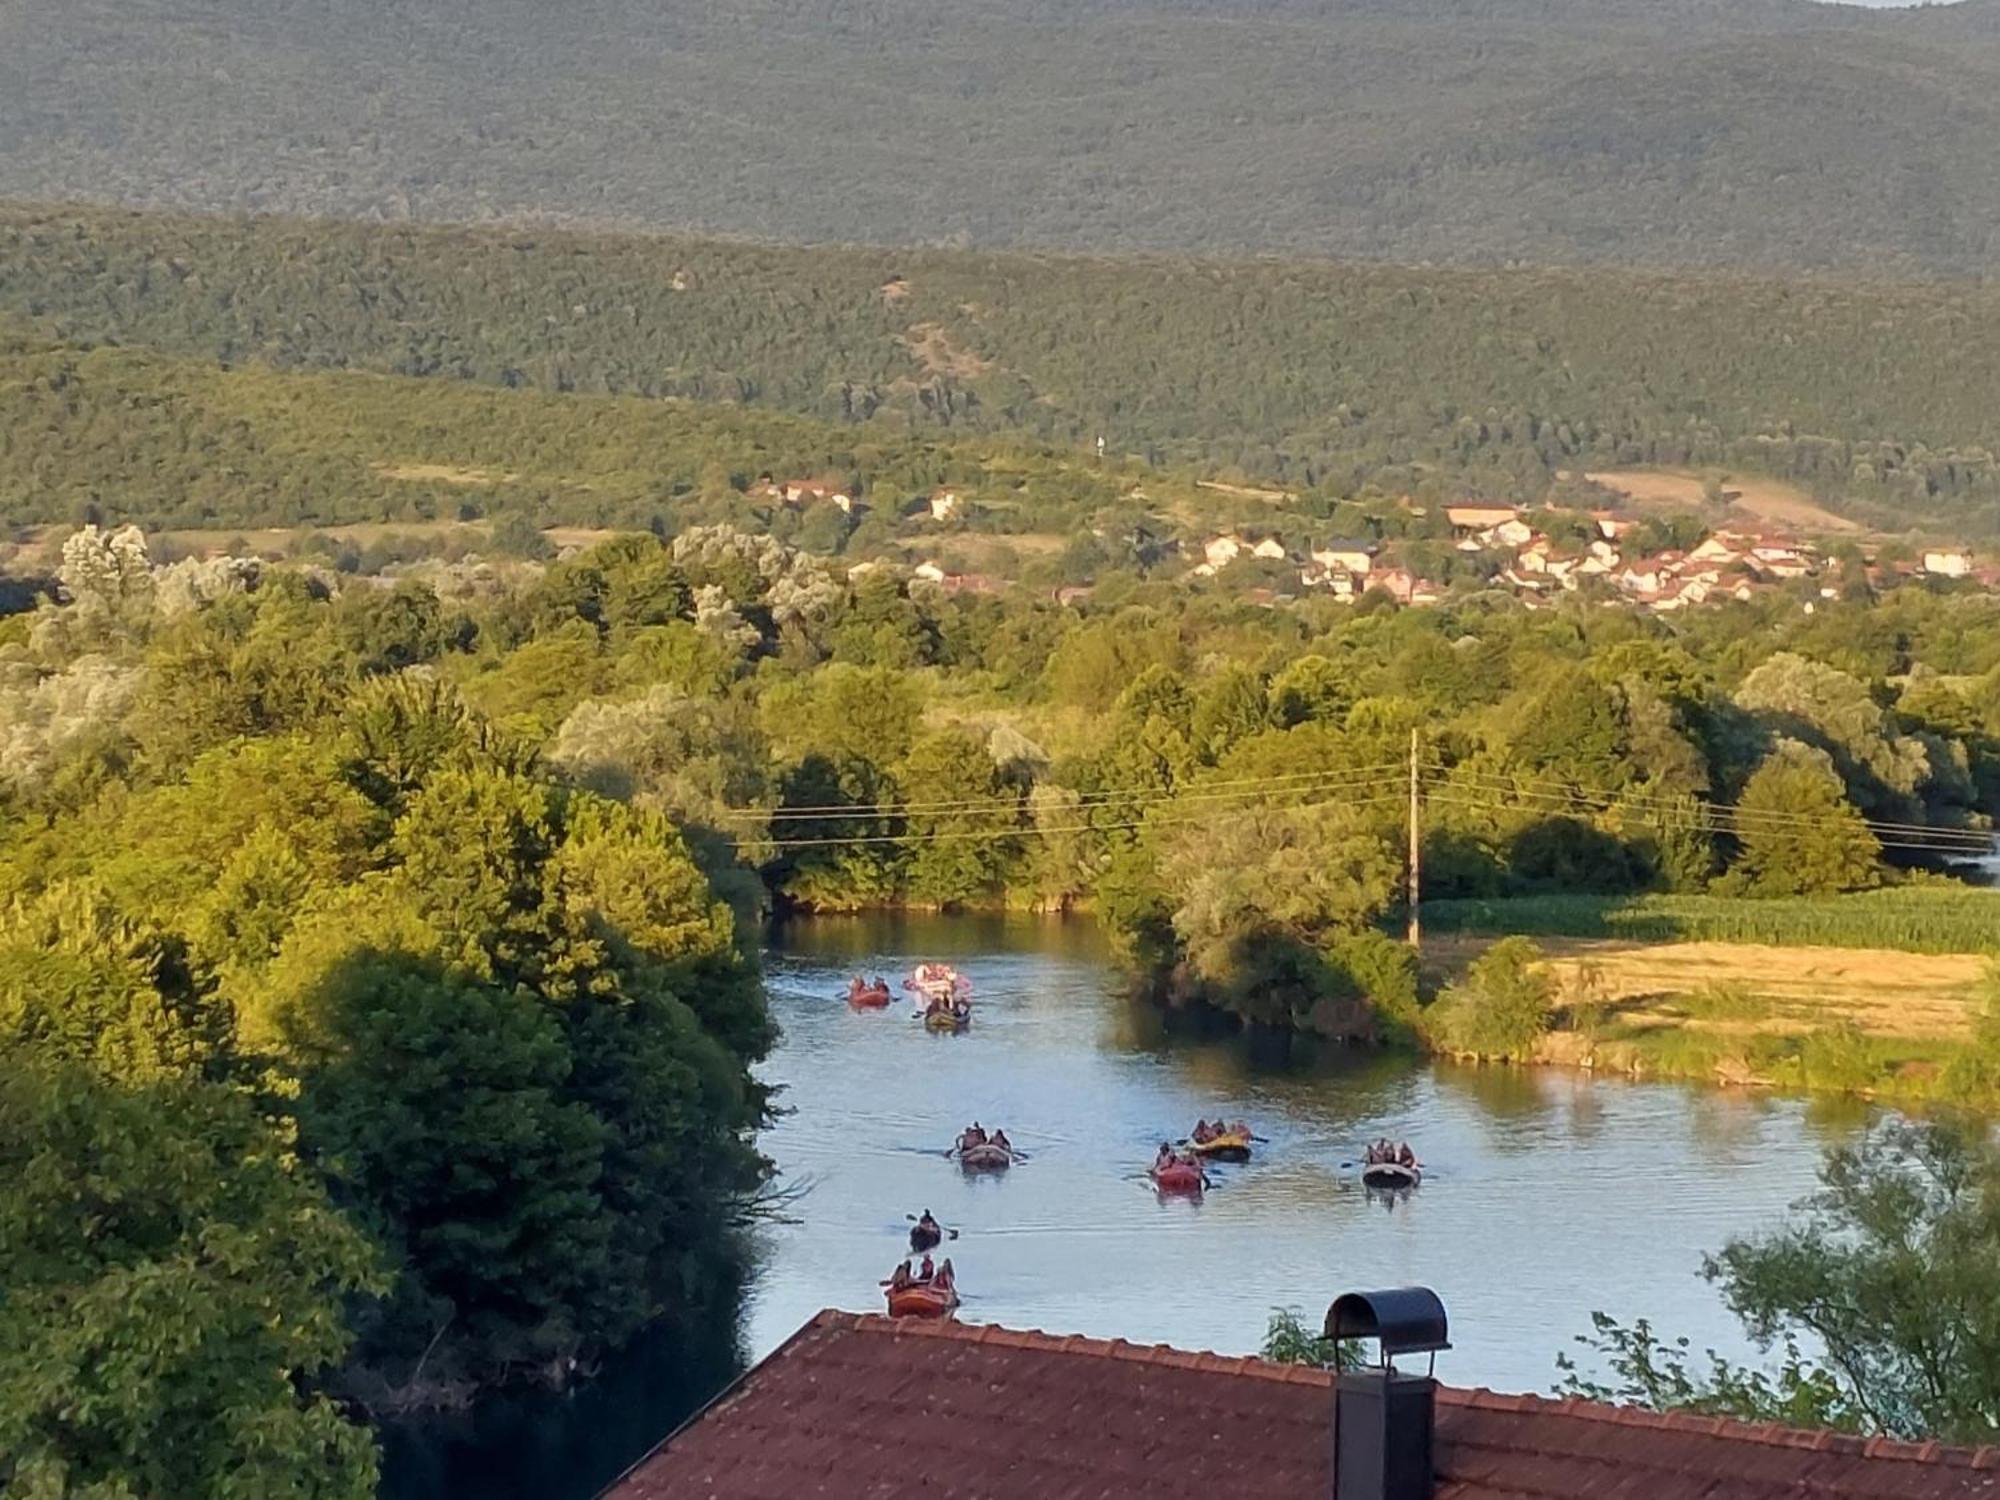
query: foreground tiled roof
[{"left": 602, "top": 1311, "right": 2000, "bottom": 1499}]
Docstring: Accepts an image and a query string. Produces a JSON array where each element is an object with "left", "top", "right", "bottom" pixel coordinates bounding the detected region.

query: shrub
[
  {"left": 1799, "top": 1022, "right": 1881, "bottom": 1096},
  {"left": 1422, "top": 936, "right": 1554, "bottom": 1062},
  {"left": 1678, "top": 983, "right": 1775, "bottom": 1024},
  {"left": 1324, "top": 929, "right": 1422, "bottom": 1033},
  {"left": 1261, "top": 1309, "right": 1361, "bottom": 1372}
]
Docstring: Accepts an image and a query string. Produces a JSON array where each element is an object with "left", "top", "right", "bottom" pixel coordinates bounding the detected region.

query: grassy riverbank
[{"left": 1425, "top": 931, "right": 1999, "bottom": 1108}]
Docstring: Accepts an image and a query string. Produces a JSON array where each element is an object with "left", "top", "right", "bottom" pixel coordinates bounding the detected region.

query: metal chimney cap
[{"left": 1325, "top": 1287, "right": 1451, "bottom": 1357}]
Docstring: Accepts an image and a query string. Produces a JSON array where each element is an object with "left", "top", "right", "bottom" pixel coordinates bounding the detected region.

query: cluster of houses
[
  {"left": 759, "top": 474, "right": 1992, "bottom": 613},
  {"left": 1461, "top": 505, "right": 1988, "bottom": 611},
  {"left": 1192, "top": 503, "right": 1987, "bottom": 613},
  {"left": 1189, "top": 529, "right": 1442, "bottom": 605}
]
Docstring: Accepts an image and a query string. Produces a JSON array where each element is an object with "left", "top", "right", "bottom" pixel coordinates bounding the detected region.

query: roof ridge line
[
  {"left": 1449, "top": 1383, "right": 2000, "bottom": 1469},
  {"left": 834, "top": 1311, "right": 1335, "bottom": 1387},
  {"left": 832, "top": 1313, "right": 2000, "bottom": 1469}
]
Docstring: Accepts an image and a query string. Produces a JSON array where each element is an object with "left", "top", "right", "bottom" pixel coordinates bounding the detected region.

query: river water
[{"left": 383, "top": 911, "right": 1867, "bottom": 1498}]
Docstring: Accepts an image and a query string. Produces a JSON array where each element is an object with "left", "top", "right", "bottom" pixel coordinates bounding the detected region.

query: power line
[
  {"left": 729, "top": 760, "right": 1408, "bottom": 824},
  {"left": 762, "top": 789, "right": 1412, "bottom": 849},
  {"left": 1424, "top": 789, "right": 1993, "bottom": 858},
  {"left": 1428, "top": 785, "right": 1995, "bottom": 854},
  {"left": 1433, "top": 763, "right": 1996, "bottom": 843},
  {"left": 1427, "top": 773, "right": 1995, "bottom": 851}
]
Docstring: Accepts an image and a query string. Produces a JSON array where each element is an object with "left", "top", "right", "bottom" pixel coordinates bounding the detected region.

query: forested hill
[
  {"left": 4, "top": 1, "right": 2000, "bottom": 276},
  {"left": 8, "top": 202, "right": 2000, "bottom": 526}
]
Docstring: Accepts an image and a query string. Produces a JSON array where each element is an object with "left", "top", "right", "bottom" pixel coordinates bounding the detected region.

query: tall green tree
[
  {"left": 1561, "top": 1119, "right": 2000, "bottom": 1442},
  {"left": 1724, "top": 741, "right": 1882, "bottom": 896},
  {"left": 1190, "top": 665, "right": 1270, "bottom": 764},
  {"left": 899, "top": 727, "right": 1014, "bottom": 908},
  {"left": 0, "top": 1060, "right": 383, "bottom": 1500}
]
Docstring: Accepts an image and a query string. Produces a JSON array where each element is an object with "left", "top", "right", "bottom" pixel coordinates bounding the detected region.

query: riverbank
[{"left": 1425, "top": 932, "right": 1995, "bottom": 1108}]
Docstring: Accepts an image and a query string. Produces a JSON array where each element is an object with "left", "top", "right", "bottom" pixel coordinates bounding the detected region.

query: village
[
  {"left": 757, "top": 472, "right": 1991, "bottom": 614},
  {"left": 1184, "top": 501, "right": 1995, "bottom": 612}
]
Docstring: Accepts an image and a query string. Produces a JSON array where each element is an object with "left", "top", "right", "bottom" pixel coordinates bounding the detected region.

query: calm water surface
[
  {"left": 748, "top": 912, "right": 1864, "bottom": 1390},
  {"left": 384, "top": 911, "right": 1867, "bottom": 1497}
]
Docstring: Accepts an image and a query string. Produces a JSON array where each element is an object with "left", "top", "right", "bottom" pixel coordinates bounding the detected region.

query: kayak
[
  {"left": 1361, "top": 1161, "right": 1421, "bottom": 1190},
  {"left": 910, "top": 1221, "right": 943, "bottom": 1253},
  {"left": 886, "top": 1282, "right": 959, "bottom": 1319},
  {"left": 958, "top": 1143, "right": 1014, "bottom": 1172},
  {"left": 1186, "top": 1130, "right": 1252, "bottom": 1162},
  {"left": 1150, "top": 1160, "right": 1205, "bottom": 1195},
  {"left": 925, "top": 1009, "right": 970, "bottom": 1032}
]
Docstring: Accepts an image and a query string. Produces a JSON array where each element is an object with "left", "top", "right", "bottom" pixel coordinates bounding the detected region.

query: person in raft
[
  {"left": 933, "top": 1258, "right": 956, "bottom": 1295},
  {"left": 888, "top": 1260, "right": 915, "bottom": 1291},
  {"left": 1396, "top": 1142, "right": 1417, "bottom": 1167},
  {"left": 989, "top": 1128, "right": 1012, "bottom": 1155},
  {"left": 1190, "top": 1120, "right": 1211, "bottom": 1143},
  {"left": 958, "top": 1123, "right": 987, "bottom": 1153},
  {"left": 1154, "top": 1142, "right": 1177, "bottom": 1173},
  {"left": 917, "top": 1253, "right": 936, "bottom": 1283}
]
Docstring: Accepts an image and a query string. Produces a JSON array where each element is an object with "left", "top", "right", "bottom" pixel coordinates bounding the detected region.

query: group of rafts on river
[
  {"left": 845, "top": 961, "right": 972, "bottom": 1030},
  {"left": 844, "top": 965, "right": 1425, "bottom": 1320}
]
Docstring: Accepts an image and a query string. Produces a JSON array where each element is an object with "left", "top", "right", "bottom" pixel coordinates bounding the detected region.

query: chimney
[{"left": 1326, "top": 1287, "right": 1450, "bottom": 1500}]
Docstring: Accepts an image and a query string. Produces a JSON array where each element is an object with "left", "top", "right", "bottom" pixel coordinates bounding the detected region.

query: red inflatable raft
[
  {"left": 886, "top": 1282, "right": 960, "bottom": 1319},
  {"left": 846, "top": 980, "right": 893, "bottom": 1008},
  {"left": 1150, "top": 1159, "right": 1205, "bottom": 1195}
]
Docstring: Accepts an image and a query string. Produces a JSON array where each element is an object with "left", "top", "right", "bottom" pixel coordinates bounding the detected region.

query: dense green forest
[
  {"left": 5, "top": 0, "right": 2000, "bottom": 274},
  {"left": 0, "top": 336, "right": 1157, "bottom": 543},
  {"left": 8, "top": 203, "right": 2000, "bottom": 528}
]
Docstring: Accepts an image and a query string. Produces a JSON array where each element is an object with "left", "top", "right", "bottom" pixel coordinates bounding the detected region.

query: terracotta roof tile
[{"left": 601, "top": 1312, "right": 2000, "bottom": 1500}]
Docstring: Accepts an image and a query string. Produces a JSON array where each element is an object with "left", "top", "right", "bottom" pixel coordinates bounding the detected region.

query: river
[{"left": 382, "top": 911, "right": 1867, "bottom": 1498}]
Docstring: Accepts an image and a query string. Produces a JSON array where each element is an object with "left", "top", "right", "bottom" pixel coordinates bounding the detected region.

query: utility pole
[{"left": 1406, "top": 727, "right": 1422, "bottom": 951}]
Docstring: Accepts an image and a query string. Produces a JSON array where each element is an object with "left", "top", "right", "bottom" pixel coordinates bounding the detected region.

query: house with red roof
[{"left": 601, "top": 1297, "right": 2000, "bottom": 1500}]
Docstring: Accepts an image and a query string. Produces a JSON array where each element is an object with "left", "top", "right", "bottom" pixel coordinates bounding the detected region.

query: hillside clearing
[{"left": 1585, "top": 467, "right": 1862, "bottom": 534}]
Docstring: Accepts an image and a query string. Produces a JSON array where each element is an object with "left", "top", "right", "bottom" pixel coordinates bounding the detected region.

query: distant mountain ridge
[{"left": 3, "top": 0, "right": 1998, "bottom": 273}]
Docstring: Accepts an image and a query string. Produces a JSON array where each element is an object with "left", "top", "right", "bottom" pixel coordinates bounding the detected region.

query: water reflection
[{"left": 376, "top": 1261, "right": 744, "bottom": 1499}]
